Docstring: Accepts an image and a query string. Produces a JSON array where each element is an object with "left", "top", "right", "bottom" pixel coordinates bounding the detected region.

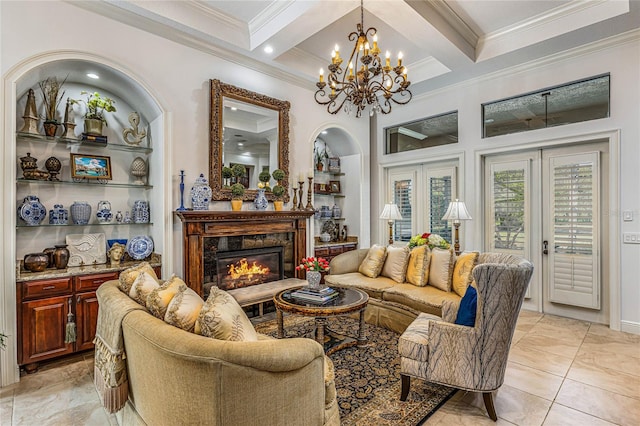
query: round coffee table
[{"left": 274, "top": 286, "right": 369, "bottom": 354}]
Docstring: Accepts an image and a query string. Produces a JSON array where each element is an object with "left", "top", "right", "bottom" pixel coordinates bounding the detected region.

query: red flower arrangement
[{"left": 295, "top": 256, "right": 330, "bottom": 272}]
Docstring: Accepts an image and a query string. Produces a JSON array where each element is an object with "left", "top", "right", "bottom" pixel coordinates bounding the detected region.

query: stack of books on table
[{"left": 291, "top": 286, "right": 339, "bottom": 304}]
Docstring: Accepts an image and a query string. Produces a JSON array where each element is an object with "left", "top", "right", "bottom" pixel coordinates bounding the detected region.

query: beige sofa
[
  {"left": 96, "top": 280, "right": 340, "bottom": 426},
  {"left": 325, "top": 248, "right": 473, "bottom": 333}
]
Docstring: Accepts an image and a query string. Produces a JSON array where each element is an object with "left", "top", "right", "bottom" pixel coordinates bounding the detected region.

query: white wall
[{"left": 375, "top": 33, "right": 640, "bottom": 331}]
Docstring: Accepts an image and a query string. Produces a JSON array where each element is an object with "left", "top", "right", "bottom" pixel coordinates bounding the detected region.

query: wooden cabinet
[{"left": 314, "top": 243, "right": 358, "bottom": 263}]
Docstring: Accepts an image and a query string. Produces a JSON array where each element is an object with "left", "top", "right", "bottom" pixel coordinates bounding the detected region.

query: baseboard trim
[{"left": 620, "top": 320, "right": 640, "bottom": 335}]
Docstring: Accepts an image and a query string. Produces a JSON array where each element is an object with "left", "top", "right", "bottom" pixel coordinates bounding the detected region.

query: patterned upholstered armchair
[{"left": 398, "top": 253, "right": 534, "bottom": 421}]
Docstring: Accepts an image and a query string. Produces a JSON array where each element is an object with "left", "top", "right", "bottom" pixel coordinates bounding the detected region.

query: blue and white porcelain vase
[
  {"left": 18, "top": 195, "right": 46, "bottom": 226},
  {"left": 48, "top": 204, "right": 68, "bottom": 225},
  {"left": 332, "top": 203, "right": 342, "bottom": 219},
  {"left": 70, "top": 201, "right": 91, "bottom": 225},
  {"left": 132, "top": 200, "right": 150, "bottom": 223},
  {"left": 190, "top": 173, "right": 212, "bottom": 211},
  {"left": 96, "top": 200, "right": 113, "bottom": 223},
  {"left": 254, "top": 188, "right": 268, "bottom": 211}
]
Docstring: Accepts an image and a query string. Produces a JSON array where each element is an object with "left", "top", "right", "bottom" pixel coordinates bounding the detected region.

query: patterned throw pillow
[
  {"left": 428, "top": 248, "right": 455, "bottom": 292},
  {"left": 146, "top": 275, "right": 187, "bottom": 319},
  {"left": 452, "top": 252, "right": 480, "bottom": 297},
  {"left": 358, "top": 244, "right": 388, "bottom": 278},
  {"left": 406, "top": 246, "right": 432, "bottom": 286},
  {"left": 197, "top": 287, "right": 258, "bottom": 341},
  {"left": 129, "top": 271, "right": 161, "bottom": 305},
  {"left": 118, "top": 262, "right": 157, "bottom": 294},
  {"left": 380, "top": 245, "right": 411, "bottom": 283},
  {"left": 164, "top": 285, "right": 204, "bottom": 333}
]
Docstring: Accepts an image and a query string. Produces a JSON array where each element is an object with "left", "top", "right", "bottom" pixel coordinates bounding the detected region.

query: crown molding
[
  {"left": 186, "top": 1, "right": 246, "bottom": 33},
  {"left": 428, "top": 0, "right": 479, "bottom": 48}
]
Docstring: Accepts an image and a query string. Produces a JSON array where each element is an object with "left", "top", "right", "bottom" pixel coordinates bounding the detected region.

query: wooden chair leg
[
  {"left": 483, "top": 392, "right": 497, "bottom": 421},
  {"left": 400, "top": 374, "right": 410, "bottom": 401}
]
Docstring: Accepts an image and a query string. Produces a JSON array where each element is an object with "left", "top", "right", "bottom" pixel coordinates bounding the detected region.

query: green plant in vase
[
  {"left": 230, "top": 182, "right": 245, "bottom": 211},
  {"left": 258, "top": 170, "right": 271, "bottom": 190},
  {"left": 71, "top": 91, "right": 116, "bottom": 136},
  {"left": 272, "top": 184, "right": 286, "bottom": 211},
  {"left": 231, "top": 163, "right": 246, "bottom": 184},
  {"left": 38, "top": 76, "right": 68, "bottom": 137},
  {"left": 222, "top": 166, "right": 233, "bottom": 187},
  {"left": 272, "top": 168, "right": 285, "bottom": 185}
]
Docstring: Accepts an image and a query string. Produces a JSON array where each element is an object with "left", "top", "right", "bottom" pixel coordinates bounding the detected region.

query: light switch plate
[
  {"left": 623, "top": 232, "right": 640, "bottom": 244},
  {"left": 623, "top": 210, "right": 633, "bottom": 221}
]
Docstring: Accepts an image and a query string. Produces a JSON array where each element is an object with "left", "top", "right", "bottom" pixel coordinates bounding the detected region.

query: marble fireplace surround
[{"left": 175, "top": 210, "right": 314, "bottom": 296}]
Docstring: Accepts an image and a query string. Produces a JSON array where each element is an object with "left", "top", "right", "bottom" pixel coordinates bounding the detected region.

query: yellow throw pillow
[
  {"left": 380, "top": 245, "right": 411, "bottom": 283},
  {"left": 119, "top": 262, "right": 157, "bottom": 294},
  {"left": 146, "top": 275, "right": 187, "bottom": 319},
  {"left": 452, "top": 252, "right": 479, "bottom": 297},
  {"left": 197, "top": 287, "right": 258, "bottom": 341},
  {"left": 406, "top": 246, "right": 432, "bottom": 287},
  {"left": 129, "top": 271, "right": 161, "bottom": 305},
  {"left": 358, "top": 244, "right": 387, "bottom": 278},
  {"left": 428, "top": 248, "right": 455, "bottom": 292},
  {"left": 164, "top": 285, "right": 204, "bottom": 333}
]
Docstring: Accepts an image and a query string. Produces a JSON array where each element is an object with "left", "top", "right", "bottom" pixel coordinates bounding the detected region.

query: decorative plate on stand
[
  {"left": 127, "top": 235, "right": 154, "bottom": 260},
  {"left": 321, "top": 219, "right": 337, "bottom": 236}
]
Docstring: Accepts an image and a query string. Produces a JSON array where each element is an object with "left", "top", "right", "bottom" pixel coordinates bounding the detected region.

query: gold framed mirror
[{"left": 209, "top": 79, "right": 290, "bottom": 202}]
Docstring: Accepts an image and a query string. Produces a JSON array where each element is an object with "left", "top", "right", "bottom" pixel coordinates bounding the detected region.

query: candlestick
[
  {"left": 176, "top": 170, "right": 186, "bottom": 211},
  {"left": 306, "top": 176, "right": 314, "bottom": 210},
  {"left": 319, "top": 68, "right": 324, "bottom": 83},
  {"left": 291, "top": 187, "right": 298, "bottom": 211},
  {"left": 297, "top": 181, "right": 305, "bottom": 210}
]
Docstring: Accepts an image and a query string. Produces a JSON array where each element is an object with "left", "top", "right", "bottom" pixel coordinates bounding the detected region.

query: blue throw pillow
[{"left": 455, "top": 285, "right": 477, "bottom": 327}]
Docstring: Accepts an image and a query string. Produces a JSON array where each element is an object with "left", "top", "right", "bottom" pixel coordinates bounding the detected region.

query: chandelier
[{"left": 314, "top": 0, "right": 412, "bottom": 117}]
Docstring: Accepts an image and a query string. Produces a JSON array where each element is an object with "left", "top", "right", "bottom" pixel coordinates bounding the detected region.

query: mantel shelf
[
  {"left": 17, "top": 132, "right": 153, "bottom": 154},
  {"left": 17, "top": 222, "right": 154, "bottom": 229}
]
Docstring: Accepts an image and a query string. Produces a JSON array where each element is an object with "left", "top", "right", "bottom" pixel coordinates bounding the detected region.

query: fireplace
[{"left": 215, "top": 246, "right": 284, "bottom": 291}]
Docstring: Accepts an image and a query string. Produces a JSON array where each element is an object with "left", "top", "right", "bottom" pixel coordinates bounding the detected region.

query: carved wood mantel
[{"left": 175, "top": 210, "right": 313, "bottom": 296}]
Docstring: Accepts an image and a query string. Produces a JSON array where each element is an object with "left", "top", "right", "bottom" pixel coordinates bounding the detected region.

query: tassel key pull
[{"left": 65, "top": 298, "right": 76, "bottom": 344}]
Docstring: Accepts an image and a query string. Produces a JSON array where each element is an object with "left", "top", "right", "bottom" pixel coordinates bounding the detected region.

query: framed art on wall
[
  {"left": 330, "top": 180, "right": 341, "bottom": 193},
  {"left": 70, "top": 153, "right": 113, "bottom": 180}
]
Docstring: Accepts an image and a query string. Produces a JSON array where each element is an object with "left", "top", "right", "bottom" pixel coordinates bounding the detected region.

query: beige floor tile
[
  {"left": 436, "top": 397, "right": 516, "bottom": 425},
  {"left": 539, "top": 315, "right": 590, "bottom": 334},
  {"left": 0, "top": 388, "right": 14, "bottom": 426},
  {"left": 515, "top": 310, "right": 543, "bottom": 332},
  {"left": 555, "top": 379, "right": 640, "bottom": 426},
  {"left": 516, "top": 333, "right": 582, "bottom": 359},
  {"left": 528, "top": 322, "right": 588, "bottom": 344},
  {"left": 508, "top": 345, "right": 573, "bottom": 377},
  {"left": 566, "top": 358, "right": 640, "bottom": 400},
  {"left": 511, "top": 329, "right": 526, "bottom": 347},
  {"left": 543, "top": 403, "right": 616, "bottom": 426},
  {"left": 579, "top": 333, "right": 640, "bottom": 360},
  {"left": 493, "top": 384, "right": 553, "bottom": 426},
  {"left": 503, "top": 361, "right": 564, "bottom": 401},
  {"left": 587, "top": 323, "right": 640, "bottom": 344},
  {"left": 575, "top": 348, "right": 640, "bottom": 379}
]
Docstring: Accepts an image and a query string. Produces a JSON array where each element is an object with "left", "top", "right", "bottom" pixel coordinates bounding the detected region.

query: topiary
[
  {"left": 231, "top": 163, "right": 246, "bottom": 178},
  {"left": 272, "top": 168, "right": 285, "bottom": 182},
  {"left": 230, "top": 183, "right": 245, "bottom": 199},
  {"left": 272, "top": 184, "right": 286, "bottom": 199},
  {"left": 259, "top": 170, "right": 271, "bottom": 183}
]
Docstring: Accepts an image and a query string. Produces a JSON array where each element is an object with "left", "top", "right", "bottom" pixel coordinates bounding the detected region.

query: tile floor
[{"left": 1, "top": 310, "right": 639, "bottom": 425}]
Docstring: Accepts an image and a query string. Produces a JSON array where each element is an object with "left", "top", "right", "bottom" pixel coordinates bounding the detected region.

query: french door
[{"left": 484, "top": 142, "right": 609, "bottom": 322}]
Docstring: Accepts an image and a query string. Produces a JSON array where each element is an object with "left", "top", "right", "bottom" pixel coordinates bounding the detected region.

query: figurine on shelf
[
  {"left": 107, "top": 243, "right": 126, "bottom": 267},
  {"left": 19, "top": 88, "right": 39, "bottom": 135}
]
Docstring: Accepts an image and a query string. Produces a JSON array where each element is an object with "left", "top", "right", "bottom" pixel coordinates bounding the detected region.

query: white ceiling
[{"left": 73, "top": 0, "right": 639, "bottom": 97}]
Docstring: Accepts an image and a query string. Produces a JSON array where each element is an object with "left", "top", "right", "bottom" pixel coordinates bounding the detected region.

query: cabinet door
[
  {"left": 20, "top": 295, "right": 73, "bottom": 365},
  {"left": 76, "top": 292, "right": 99, "bottom": 352}
]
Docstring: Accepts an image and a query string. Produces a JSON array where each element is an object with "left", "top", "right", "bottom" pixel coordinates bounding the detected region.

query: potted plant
[
  {"left": 314, "top": 147, "right": 329, "bottom": 171},
  {"left": 230, "top": 183, "right": 245, "bottom": 211},
  {"left": 272, "top": 168, "right": 285, "bottom": 185},
  {"left": 71, "top": 91, "right": 116, "bottom": 136},
  {"left": 38, "top": 76, "right": 67, "bottom": 137},
  {"left": 231, "top": 163, "right": 246, "bottom": 185},
  {"left": 272, "top": 184, "right": 286, "bottom": 211},
  {"left": 258, "top": 170, "right": 271, "bottom": 188},
  {"left": 222, "top": 166, "right": 233, "bottom": 187}
]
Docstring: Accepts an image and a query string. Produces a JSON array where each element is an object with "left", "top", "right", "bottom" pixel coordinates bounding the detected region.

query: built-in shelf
[
  {"left": 17, "top": 132, "right": 153, "bottom": 154},
  {"left": 17, "top": 222, "right": 154, "bottom": 229},
  {"left": 314, "top": 171, "right": 344, "bottom": 177},
  {"left": 315, "top": 217, "right": 345, "bottom": 221},
  {"left": 314, "top": 192, "right": 344, "bottom": 197},
  {"left": 16, "top": 178, "right": 152, "bottom": 189}
]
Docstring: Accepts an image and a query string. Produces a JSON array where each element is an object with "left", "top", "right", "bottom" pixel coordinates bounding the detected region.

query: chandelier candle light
[
  {"left": 379, "top": 202, "right": 403, "bottom": 245},
  {"left": 315, "top": 0, "right": 412, "bottom": 117},
  {"left": 441, "top": 199, "right": 472, "bottom": 255}
]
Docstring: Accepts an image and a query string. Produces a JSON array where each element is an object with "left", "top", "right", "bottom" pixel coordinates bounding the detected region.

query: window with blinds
[
  {"left": 553, "top": 162, "right": 594, "bottom": 255},
  {"left": 493, "top": 169, "right": 526, "bottom": 250},
  {"left": 428, "top": 176, "right": 452, "bottom": 242},
  {"left": 394, "top": 180, "right": 412, "bottom": 242}
]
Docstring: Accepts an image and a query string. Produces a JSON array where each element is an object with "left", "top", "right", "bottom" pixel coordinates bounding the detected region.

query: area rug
[{"left": 255, "top": 316, "right": 456, "bottom": 425}]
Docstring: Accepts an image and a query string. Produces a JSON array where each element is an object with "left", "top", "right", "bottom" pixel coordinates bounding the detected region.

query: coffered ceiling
[{"left": 72, "top": 0, "right": 639, "bottom": 97}]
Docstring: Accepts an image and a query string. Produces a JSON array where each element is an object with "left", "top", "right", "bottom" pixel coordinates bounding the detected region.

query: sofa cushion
[
  {"left": 146, "top": 275, "right": 186, "bottom": 319},
  {"left": 405, "top": 246, "right": 431, "bottom": 287},
  {"left": 452, "top": 251, "right": 479, "bottom": 297},
  {"left": 380, "top": 245, "right": 410, "bottom": 283},
  {"left": 164, "top": 285, "right": 204, "bottom": 333},
  {"left": 358, "top": 244, "right": 387, "bottom": 278},
  {"left": 129, "top": 271, "right": 161, "bottom": 305},
  {"left": 324, "top": 272, "right": 397, "bottom": 300},
  {"left": 428, "top": 248, "right": 455, "bottom": 292},
  {"left": 455, "top": 285, "right": 477, "bottom": 327},
  {"left": 197, "top": 287, "right": 258, "bottom": 341},
  {"left": 119, "top": 262, "right": 157, "bottom": 294},
  {"left": 382, "top": 283, "right": 461, "bottom": 317}
]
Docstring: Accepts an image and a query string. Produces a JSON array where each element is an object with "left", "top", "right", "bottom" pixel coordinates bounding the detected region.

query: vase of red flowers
[{"left": 295, "top": 256, "right": 330, "bottom": 290}]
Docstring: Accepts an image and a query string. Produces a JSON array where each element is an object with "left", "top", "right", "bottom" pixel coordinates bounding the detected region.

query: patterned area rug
[{"left": 255, "top": 316, "right": 456, "bottom": 425}]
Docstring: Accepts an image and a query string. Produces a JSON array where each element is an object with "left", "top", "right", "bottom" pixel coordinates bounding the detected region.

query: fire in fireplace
[{"left": 215, "top": 246, "right": 284, "bottom": 291}]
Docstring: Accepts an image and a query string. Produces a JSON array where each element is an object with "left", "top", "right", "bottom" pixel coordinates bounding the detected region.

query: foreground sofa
[{"left": 96, "top": 280, "right": 340, "bottom": 426}]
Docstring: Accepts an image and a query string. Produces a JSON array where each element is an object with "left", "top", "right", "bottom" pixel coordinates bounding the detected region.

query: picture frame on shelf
[
  {"left": 70, "top": 153, "right": 113, "bottom": 180},
  {"left": 314, "top": 183, "right": 330, "bottom": 194},
  {"left": 328, "top": 157, "right": 341, "bottom": 173},
  {"left": 329, "top": 180, "right": 341, "bottom": 193}
]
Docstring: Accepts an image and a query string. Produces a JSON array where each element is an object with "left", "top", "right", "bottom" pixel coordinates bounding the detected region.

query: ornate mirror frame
[{"left": 209, "top": 79, "right": 291, "bottom": 202}]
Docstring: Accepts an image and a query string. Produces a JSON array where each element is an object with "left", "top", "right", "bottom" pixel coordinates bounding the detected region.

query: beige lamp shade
[
  {"left": 379, "top": 203, "right": 403, "bottom": 221},
  {"left": 442, "top": 199, "right": 472, "bottom": 223}
]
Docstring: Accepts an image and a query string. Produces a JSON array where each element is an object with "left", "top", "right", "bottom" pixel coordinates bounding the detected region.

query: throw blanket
[{"left": 93, "top": 283, "right": 146, "bottom": 413}]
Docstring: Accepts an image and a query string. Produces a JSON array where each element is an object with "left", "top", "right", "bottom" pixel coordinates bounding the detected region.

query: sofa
[
  {"left": 325, "top": 247, "right": 503, "bottom": 334},
  {"left": 96, "top": 280, "right": 340, "bottom": 426}
]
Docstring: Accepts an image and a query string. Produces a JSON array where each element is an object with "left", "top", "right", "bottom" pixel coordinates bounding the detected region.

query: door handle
[{"left": 543, "top": 240, "right": 548, "bottom": 255}]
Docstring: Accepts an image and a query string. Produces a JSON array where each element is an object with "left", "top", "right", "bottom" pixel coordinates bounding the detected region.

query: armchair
[{"left": 398, "top": 253, "right": 534, "bottom": 421}]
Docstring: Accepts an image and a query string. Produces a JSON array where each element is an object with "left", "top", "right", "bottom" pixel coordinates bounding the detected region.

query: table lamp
[
  {"left": 441, "top": 199, "right": 472, "bottom": 255},
  {"left": 379, "top": 202, "right": 403, "bottom": 245}
]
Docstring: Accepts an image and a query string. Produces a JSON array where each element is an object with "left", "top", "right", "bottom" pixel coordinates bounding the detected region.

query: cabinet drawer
[
  {"left": 75, "top": 272, "right": 119, "bottom": 292},
  {"left": 329, "top": 246, "right": 344, "bottom": 256},
  {"left": 22, "top": 278, "right": 72, "bottom": 300},
  {"left": 315, "top": 247, "right": 330, "bottom": 257}
]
